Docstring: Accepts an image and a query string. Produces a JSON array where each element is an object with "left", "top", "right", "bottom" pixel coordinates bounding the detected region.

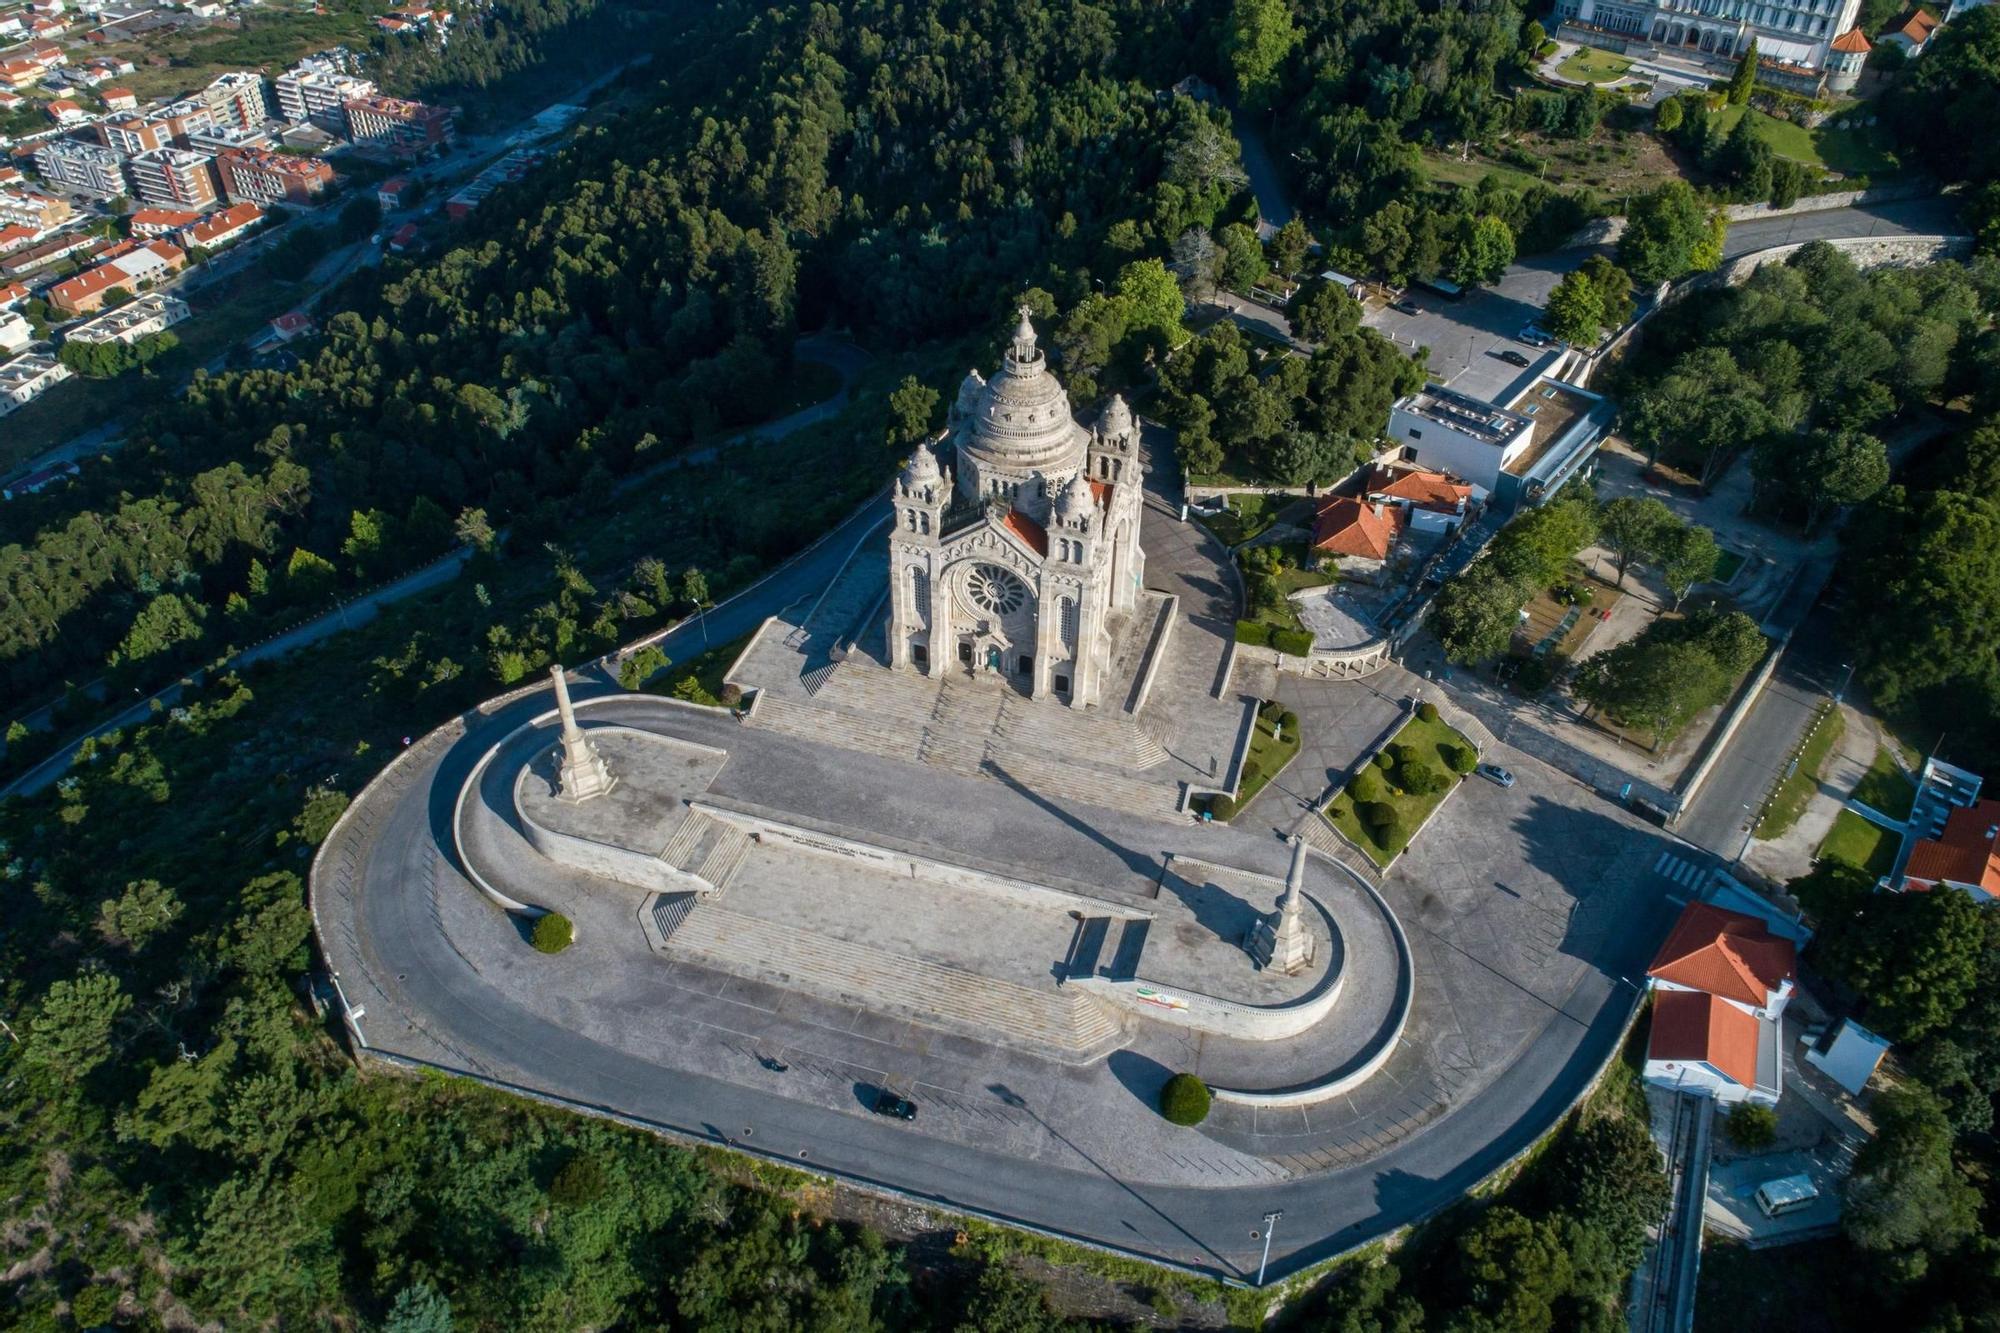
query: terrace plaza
[{"left": 313, "top": 332, "right": 1684, "bottom": 1279}]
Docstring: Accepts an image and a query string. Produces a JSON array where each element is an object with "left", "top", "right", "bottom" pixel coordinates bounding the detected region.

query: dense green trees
[
  {"left": 1879, "top": 5, "right": 2000, "bottom": 189},
  {"left": 1617, "top": 182, "right": 1726, "bottom": 287},
  {"left": 1430, "top": 496, "right": 1599, "bottom": 664},
  {"left": 1571, "top": 606, "right": 1763, "bottom": 745}
]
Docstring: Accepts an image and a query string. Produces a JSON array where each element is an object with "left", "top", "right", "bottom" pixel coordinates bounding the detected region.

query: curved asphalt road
[{"left": 321, "top": 435, "right": 1642, "bottom": 1286}]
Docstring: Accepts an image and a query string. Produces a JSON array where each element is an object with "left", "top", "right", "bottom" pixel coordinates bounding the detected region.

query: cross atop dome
[{"left": 1008, "top": 305, "right": 1041, "bottom": 368}]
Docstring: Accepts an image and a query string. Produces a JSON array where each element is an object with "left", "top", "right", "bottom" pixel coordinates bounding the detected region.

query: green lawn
[
  {"left": 1711, "top": 104, "right": 1901, "bottom": 177},
  {"left": 1755, "top": 705, "right": 1844, "bottom": 839},
  {"left": 1418, "top": 151, "right": 1545, "bottom": 194},
  {"left": 1225, "top": 710, "right": 1302, "bottom": 816},
  {"left": 1558, "top": 47, "right": 1635, "bottom": 83},
  {"left": 1323, "top": 712, "right": 1475, "bottom": 867},
  {"left": 1712, "top": 548, "right": 1747, "bottom": 584},
  {"left": 1818, "top": 809, "right": 1898, "bottom": 879},
  {"left": 1203, "top": 493, "right": 1294, "bottom": 547},
  {"left": 1850, "top": 745, "right": 1917, "bottom": 820}
]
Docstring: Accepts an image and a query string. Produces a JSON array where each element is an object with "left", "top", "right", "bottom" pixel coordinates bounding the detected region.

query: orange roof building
[
  {"left": 1647, "top": 902, "right": 1797, "bottom": 1011},
  {"left": 1830, "top": 26, "right": 1873, "bottom": 52},
  {"left": 1311, "top": 496, "right": 1403, "bottom": 562},
  {"left": 1902, "top": 799, "right": 2000, "bottom": 899},
  {"left": 1881, "top": 7, "right": 1943, "bottom": 50},
  {"left": 1364, "top": 464, "right": 1475, "bottom": 517},
  {"left": 1648, "top": 990, "right": 1762, "bottom": 1092}
]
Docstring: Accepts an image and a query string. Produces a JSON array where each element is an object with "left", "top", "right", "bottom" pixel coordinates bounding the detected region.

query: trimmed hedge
[
  {"left": 1351, "top": 768, "right": 1388, "bottom": 803},
  {"left": 1279, "top": 710, "right": 1298, "bottom": 733},
  {"left": 1448, "top": 744, "right": 1479, "bottom": 775},
  {"left": 1270, "top": 627, "right": 1314, "bottom": 657},
  {"left": 1417, "top": 701, "right": 1440, "bottom": 723},
  {"left": 1371, "top": 751, "right": 1394, "bottom": 771},
  {"left": 1240, "top": 760, "right": 1263, "bottom": 789},
  {"left": 1208, "top": 794, "right": 1239, "bottom": 820},
  {"left": 1361, "top": 800, "right": 1398, "bottom": 830},
  {"left": 1160, "top": 1073, "right": 1212, "bottom": 1126},
  {"left": 531, "top": 912, "right": 574, "bottom": 954},
  {"left": 1235, "top": 620, "right": 1271, "bottom": 647}
]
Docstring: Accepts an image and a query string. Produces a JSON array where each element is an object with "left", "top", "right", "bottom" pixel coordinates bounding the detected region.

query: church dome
[
  {"left": 1054, "top": 474, "right": 1092, "bottom": 526},
  {"left": 900, "top": 440, "right": 942, "bottom": 494},
  {"left": 1098, "top": 393, "right": 1132, "bottom": 440},
  {"left": 953, "top": 307, "right": 1091, "bottom": 492}
]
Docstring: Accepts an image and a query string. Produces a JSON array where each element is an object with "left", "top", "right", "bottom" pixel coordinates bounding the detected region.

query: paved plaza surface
[{"left": 313, "top": 427, "right": 1690, "bottom": 1281}]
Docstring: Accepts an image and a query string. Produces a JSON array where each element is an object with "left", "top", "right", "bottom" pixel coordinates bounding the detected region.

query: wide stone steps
[
  {"left": 1301, "top": 814, "right": 1383, "bottom": 886},
  {"left": 749, "top": 694, "right": 919, "bottom": 762},
  {"left": 814, "top": 663, "right": 943, "bottom": 726},
  {"left": 668, "top": 906, "right": 1125, "bottom": 1059},
  {"left": 994, "top": 692, "right": 1170, "bottom": 770},
  {"left": 657, "top": 808, "right": 707, "bottom": 865},
  {"left": 694, "top": 824, "right": 752, "bottom": 893},
  {"left": 918, "top": 683, "right": 1005, "bottom": 772}
]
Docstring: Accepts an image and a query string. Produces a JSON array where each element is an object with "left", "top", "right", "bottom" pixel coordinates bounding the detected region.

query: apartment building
[
  {"left": 0, "top": 352, "right": 71, "bottom": 415},
  {"left": 33, "top": 137, "right": 126, "bottom": 197},
  {"left": 99, "top": 98, "right": 215, "bottom": 155},
  {"left": 275, "top": 52, "right": 375, "bottom": 134},
  {"left": 187, "top": 122, "right": 272, "bottom": 155},
  {"left": 201, "top": 69, "right": 270, "bottom": 131},
  {"left": 62, "top": 290, "right": 189, "bottom": 345},
  {"left": 48, "top": 237, "right": 185, "bottom": 314},
  {"left": 343, "top": 94, "right": 454, "bottom": 158},
  {"left": 127, "top": 147, "right": 218, "bottom": 209},
  {"left": 0, "top": 185, "right": 73, "bottom": 231},
  {"left": 215, "top": 146, "right": 334, "bottom": 206}
]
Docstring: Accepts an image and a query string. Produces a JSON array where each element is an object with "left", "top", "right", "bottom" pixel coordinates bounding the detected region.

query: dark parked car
[
  {"left": 1390, "top": 298, "right": 1421, "bottom": 315},
  {"left": 1496, "top": 349, "right": 1531, "bottom": 367},
  {"left": 872, "top": 1090, "right": 918, "bottom": 1120}
]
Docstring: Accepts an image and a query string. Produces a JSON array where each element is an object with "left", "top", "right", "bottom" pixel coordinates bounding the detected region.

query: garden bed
[
  {"left": 1323, "top": 710, "right": 1477, "bottom": 867},
  {"left": 1197, "top": 703, "right": 1301, "bottom": 820},
  {"left": 1850, "top": 746, "right": 1916, "bottom": 821}
]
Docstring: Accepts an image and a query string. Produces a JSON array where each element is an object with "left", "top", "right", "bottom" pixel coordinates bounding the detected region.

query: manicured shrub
[
  {"left": 1351, "top": 769, "right": 1387, "bottom": 803},
  {"left": 1159, "top": 1073, "right": 1212, "bottom": 1126},
  {"left": 1240, "top": 760, "right": 1263, "bottom": 789},
  {"left": 1725, "top": 1102, "right": 1778, "bottom": 1149},
  {"left": 1448, "top": 744, "right": 1479, "bottom": 775},
  {"left": 1208, "top": 794, "right": 1239, "bottom": 820},
  {"left": 1390, "top": 742, "right": 1421, "bottom": 769},
  {"left": 1362, "top": 800, "right": 1398, "bottom": 829},
  {"left": 1270, "top": 627, "right": 1314, "bottom": 657},
  {"left": 1371, "top": 751, "right": 1394, "bottom": 771},
  {"left": 1234, "top": 620, "right": 1271, "bottom": 647},
  {"left": 1279, "top": 710, "right": 1298, "bottom": 734},
  {"left": 531, "top": 911, "right": 573, "bottom": 953},
  {"left": 1417, "top": 700, "right": 1440, "bottom": 723},
  {"left": 1400, "top": 764, "right": 1448, "bottom": 796},
  {"left": 1260, "top": 699, "right": 1284, "bottom": 723}
]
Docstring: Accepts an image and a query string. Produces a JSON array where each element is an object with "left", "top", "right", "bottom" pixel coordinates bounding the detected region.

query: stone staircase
[
  {"left": 693, "top": 824, "right": 753, "bottom": 895},
  {"left": 749, "top": 694, "right": 921, "bottom": 762},
  {"left": 986, "top": 747, "right": 1182, "bottom": 819},
  {"left": 918, "top": 682, "right": 1004, "bottom": 775},
  {"left": 650, "top": 891, "right": 698, "bottom": 943},
  {"left": 667, "top": 905, "right": 1127, "bottom": 1061},
  {"left": 1299, "top": 813, "right": 1384, "bottom": 887},
  {"left": 994, "top": 691, "right": 1170, "bottom": 770},
  {"left": 658, "top": 807, "right": 708, "bottom": 865},
  {"left": 814, "top": 661, "right": 943, "bottom": 726}
]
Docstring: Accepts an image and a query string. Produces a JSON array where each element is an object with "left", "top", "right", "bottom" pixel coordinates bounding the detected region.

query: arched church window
[
  {"left": 911, "top": 568, "right": 930, "bottom": 622},
  {"left": 1060, "top": 596, "right": 1078, "bottom": 648}
]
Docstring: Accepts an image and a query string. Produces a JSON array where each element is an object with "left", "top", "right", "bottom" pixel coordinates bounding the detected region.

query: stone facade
[
  {"left": 886, "top": 310, "right": 1146, "bottom": 707},
  {"left": 1557, "top": 0, "right": 1863, "bottom": 76}
]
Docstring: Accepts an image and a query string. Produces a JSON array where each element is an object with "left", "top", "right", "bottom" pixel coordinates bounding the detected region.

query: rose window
[{"left": 967, "top": 564, "right": 1028, "bottom": 617}]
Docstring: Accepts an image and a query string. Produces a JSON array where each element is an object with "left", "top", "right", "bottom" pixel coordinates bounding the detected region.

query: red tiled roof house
[
  {"left": 1642, "top": 902, "right": 1797, "bottom": 1107},
  {"left": 1901, "top": 798, "right": 2000, "bottom": 901}
]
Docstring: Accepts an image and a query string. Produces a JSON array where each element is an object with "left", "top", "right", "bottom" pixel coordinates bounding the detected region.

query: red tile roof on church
[
  {"left": 1648, "top": 990, "right": 1760, "bottom": 1091},
  {"left": 1089, "top": 479, "right": 1113, "bottom": 508},
  {"left": 1646, "top": 902, "right": 1796, "bottom": 1009},
  {"left": 1311, "top": 496, "right": 1402, "bottom": 561},
  {"left": 1830, "top": 25, "right": 1872, "bottom": 51},
  {"left": 1002, "top": 507, "right": 1048, "bottom": 556}
]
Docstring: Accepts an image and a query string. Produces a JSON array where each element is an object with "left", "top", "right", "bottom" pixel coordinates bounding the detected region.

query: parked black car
[{"left": 872, "top": 1090, "right": 918, "bottom": 1120}]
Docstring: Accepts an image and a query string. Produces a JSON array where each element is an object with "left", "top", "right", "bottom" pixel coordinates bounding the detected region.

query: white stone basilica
[{"left": 886, "top": 309, "right": 1145, "bottom": 708}]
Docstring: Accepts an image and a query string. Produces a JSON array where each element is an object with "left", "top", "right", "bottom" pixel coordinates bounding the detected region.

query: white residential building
[
  {"left": 33, "top": 137, "right": 127, "bottom": 196},
  {"left": 1643, "top": 902, "right": 1798, "bottom": 1107},
  {"left": 0, "top": 308, "right": 31, "bottom": 352},
  {"left": 275, "top": 52, "right": 375, "bottom": 133},
  {"left": 0, "top": 351, "right": 71, "bottom": 414},
  {"left": 63, "top": 290, "right": 189, "bottom": 345}
]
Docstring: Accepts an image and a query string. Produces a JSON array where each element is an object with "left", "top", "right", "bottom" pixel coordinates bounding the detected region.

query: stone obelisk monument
[
  {"left": 1248, "top": 833, "right": 1316, "bottom": 974},
  {"left": 549, "top": 664, "right": 615, "bottom": 802}
]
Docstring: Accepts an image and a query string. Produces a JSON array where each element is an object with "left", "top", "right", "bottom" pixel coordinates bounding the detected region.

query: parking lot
[{"left": 1361, "top": 256, "right": 1572, "bottom": 398}]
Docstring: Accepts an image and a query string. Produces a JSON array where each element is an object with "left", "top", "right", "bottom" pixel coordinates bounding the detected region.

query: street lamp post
[
  {"left": 1257, "top": 1209, "right": 1284, "bottom": 1286},
  {"left": 1833, "top": 661, "right": 1854, "bottom": 706}
]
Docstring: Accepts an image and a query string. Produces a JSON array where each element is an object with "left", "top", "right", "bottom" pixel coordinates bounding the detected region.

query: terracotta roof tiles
[
  {"left": 1649, "top": 989, "right": 1761, "bottom": 1090},
  {"left": 1646, "top": 902, "right": 1796, "bottom": 1008}
]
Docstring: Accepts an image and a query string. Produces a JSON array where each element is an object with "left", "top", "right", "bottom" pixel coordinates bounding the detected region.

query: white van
[{"left": 1754, "top": 1173, "right": 1820, "bottom": 1219}]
